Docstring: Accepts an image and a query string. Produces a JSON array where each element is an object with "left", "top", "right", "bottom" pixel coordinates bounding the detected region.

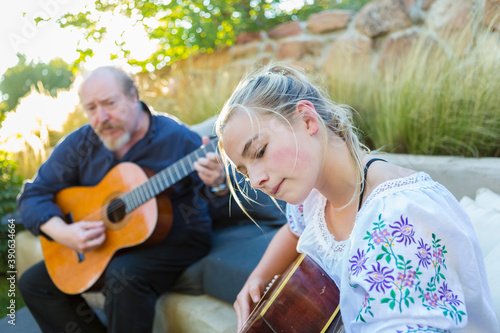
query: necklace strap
[{"left": 358, "top": 158, "right": 387, "bottom": 211}]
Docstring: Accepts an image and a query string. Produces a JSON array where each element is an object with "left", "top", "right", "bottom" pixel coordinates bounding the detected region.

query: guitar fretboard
[{"left": 121, "top": 139, "right": 218, "bottom": 214}]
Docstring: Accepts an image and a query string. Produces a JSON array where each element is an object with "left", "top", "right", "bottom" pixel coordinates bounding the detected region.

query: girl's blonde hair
[{"left": 216, "top": 63, "right": 367, "bottom": 215}]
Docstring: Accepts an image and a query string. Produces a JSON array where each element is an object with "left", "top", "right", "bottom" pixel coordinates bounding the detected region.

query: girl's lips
[{"left": 271, "top": 179, "right": 284, "bottom": 196}]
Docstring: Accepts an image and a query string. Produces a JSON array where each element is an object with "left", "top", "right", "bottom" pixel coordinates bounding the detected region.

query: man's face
[{"left": 80, "top": 75, "right": 139, "bottom": 151}]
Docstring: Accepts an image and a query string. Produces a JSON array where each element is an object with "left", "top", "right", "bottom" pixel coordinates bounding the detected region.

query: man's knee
[{"left": 17, "top": 261, "right": 46, "bottom": 296}]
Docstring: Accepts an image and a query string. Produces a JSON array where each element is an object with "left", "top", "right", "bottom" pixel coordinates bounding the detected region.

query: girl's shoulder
[
  {"left": 361, "top": 158, "right": 442, "bottom": 207},
  {"left": 356, "top": 170, "right": 468, "bottom": 236},
  {"left": 362, "top": 159, "right": 418, "bottom": 203}
]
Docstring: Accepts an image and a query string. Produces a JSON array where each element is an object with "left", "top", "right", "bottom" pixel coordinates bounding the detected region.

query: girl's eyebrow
[{"left": 241, "top": 134, "right": 260, "bottom": 158}]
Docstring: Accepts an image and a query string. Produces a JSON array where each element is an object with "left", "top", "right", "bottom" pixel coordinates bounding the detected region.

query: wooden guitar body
[
  {"left": 241, "top": 253, "right": 343, "bottom": 333},
  {"left": 40, "top": 162, "right": 172, "bottom": 295}
]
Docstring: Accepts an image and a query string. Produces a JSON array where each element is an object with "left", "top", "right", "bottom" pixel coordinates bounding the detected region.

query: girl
[{"left": 215, "top": 64, "right": 498, "bottom": 332}]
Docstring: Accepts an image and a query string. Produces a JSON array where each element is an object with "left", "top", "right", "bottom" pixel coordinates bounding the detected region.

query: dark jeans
[{"left": 18, "top": 228, "right": 211, "bottom": 333}]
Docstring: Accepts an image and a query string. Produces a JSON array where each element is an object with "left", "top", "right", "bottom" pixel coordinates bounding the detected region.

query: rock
[
  {"left": 427, "top": 0, "right": 474, "bottom": 33},
  {"left": 306, "top": 10, "right": 353, "bottom": 34},
  {"left": 323, "top": 31, "right": 373, "bottom": 75},
  {"left": 267, "top": 21, "right": 303, "bottom": 39},
  {"left": 276, "top": 39, "right": 324, "bottom": 60},
  {"left": 484, "top": 0, "right": 500, "bottom": 30},
  {"left": 235, "top": 31, "right": 262, "bottom": 45},
  {"left": 355, "top": 0, "right": 412, "bottom": 37}
]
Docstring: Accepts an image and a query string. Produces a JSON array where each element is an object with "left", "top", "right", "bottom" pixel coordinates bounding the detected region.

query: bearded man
[{"left": 18, "top": 66, "right": 228, "bottom": 332}]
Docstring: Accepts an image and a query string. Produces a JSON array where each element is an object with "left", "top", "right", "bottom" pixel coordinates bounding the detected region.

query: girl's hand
[{"left": 234, "top": 276, "right": 266, "bottom": 332}]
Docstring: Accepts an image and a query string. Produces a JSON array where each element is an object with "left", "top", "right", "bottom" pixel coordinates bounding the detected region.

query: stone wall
[{"left": 136, "top": 0, "right": 500, "bottom": 119}]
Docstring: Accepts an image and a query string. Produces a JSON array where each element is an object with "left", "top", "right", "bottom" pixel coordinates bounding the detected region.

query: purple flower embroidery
[
  {"left": 349, "top": 249, "right": 368, "bottom": 276},
  {"left": 365, "top": 262, "right": 394, "bottom": 294},
  {"left": 379, "top": 228, "right": 390, "bottom": 238},
  {"left": 396, "top": 270, "right": 416, "bottom": 289},
  {"left": 390, "top": 215, "right": 415, "bottom": 246},
  {"left": 371, "top": 231, "right": 385, "bottom": 246},
  {"left": 362, "top": 293, "right": 370, "bottom": 308},
  {"left": 439, "top": 282, "right": 463, "bottom": 307},
  {"left": 416, "top": 238, "right": 432, "bottom": 268},
  {"left": 433, "top": 248, "right": 444, "bottom": 266},
  {"left": 423, "top": 292, "right": 440, "bottom": 308}
]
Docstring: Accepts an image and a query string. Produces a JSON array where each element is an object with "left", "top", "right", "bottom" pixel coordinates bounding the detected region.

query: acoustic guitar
[
  {"left": 41, "top": 140, "right": 218, "bottom": 295},
  {"left": 241, "top": 253, "right": 344, "bottom": 333}
]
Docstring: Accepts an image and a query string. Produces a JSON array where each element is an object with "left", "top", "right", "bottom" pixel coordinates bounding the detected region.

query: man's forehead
[{"left": 80, "top": 77, "right": 120, "bottom": 101}]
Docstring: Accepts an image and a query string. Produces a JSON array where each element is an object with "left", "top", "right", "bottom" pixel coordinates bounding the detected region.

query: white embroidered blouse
[{"left": 287, "top": 172, "right": 498, "bottom": 333}]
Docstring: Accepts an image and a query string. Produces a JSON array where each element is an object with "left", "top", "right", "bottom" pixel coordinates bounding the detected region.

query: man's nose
[{"left": 95, "top": 105, "right": 110, "bottom": 123}]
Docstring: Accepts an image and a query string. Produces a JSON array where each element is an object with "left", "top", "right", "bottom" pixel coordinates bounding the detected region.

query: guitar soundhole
[{"left": 107, "top": 198, "right": 126, "bottom": 223}]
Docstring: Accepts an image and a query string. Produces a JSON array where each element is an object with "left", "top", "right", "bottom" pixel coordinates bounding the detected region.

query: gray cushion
[
  {"left": 202, "top": 225, "right": 280, "bottom": 303},
  {"left": 171, "top": 224, "right": 281, "bottom": 303}
]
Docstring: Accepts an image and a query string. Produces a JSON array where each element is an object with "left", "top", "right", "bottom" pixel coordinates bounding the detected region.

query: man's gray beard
[{"left": 100, "top": 132, "right": 131, "bottom": 151}]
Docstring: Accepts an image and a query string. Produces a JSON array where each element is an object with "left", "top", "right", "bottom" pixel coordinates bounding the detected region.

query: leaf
[
  {"left": 381, "top": 298, "right": 391, "bottom": 304},
  {"left": 389, "top": 301, "right": 395, "bottom": 310},
  {"left": 390, "top": 289, "right": 396, "bottom": 298},
  {"left": 376, "top": 253, "right": 385, "bottom": 261},
  {"left": 386, "top": 255, "right": 391, "bottom": 264}
]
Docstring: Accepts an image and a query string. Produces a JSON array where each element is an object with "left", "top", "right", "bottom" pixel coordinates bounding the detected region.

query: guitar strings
[{"left": 63, "top": 142, "right": 217, "bottom": 224}]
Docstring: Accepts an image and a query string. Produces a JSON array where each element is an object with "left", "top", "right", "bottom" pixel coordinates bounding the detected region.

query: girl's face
[{"left": 222, "top": 107, "right": 324, "bottom": 205}]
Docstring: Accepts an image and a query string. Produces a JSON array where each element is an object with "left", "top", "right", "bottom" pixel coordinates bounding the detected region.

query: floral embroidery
[
  {"left": 365, "top": 262, "right": 394, "bottom": 294},
  {"left": 390, "top": 216, "right": 415, "bottom": 246},
  {"left": 355, "top": 292, "right": 375, "bottom": 323},
  {"left": 416, "top": 239, "right": 432, "bottom": 268},
  {"left": 351, "top": 214, "right": 466, "bottom": 325},
  {"left": 288, "top": 203, "right": 305, "bottom": 235},
  {"left": 396, "top": 324, "right": 450, "bottom": 333},
  {"left": 349, "top": 249, "right": 368, "bottom": 277},
  {"left": 298, "top": 203, "right": 304, "bottom": 215}
]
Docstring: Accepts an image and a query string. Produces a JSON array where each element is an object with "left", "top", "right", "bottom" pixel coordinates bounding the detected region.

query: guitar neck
[{"left": 122, "top": 139, "right": 218, "bottom": 214}]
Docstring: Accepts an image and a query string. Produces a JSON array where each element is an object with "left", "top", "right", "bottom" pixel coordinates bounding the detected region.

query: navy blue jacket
[{"left": 18, "top": 103, "right": 212, "bottom": 236}]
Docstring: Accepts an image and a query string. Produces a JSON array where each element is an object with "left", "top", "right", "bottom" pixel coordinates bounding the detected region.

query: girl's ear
[{"left": 296, "top": 100, "right": 319, "bottom": 136}]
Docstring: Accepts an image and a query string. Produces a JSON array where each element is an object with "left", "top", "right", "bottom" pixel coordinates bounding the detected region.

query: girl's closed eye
[{"left": 256, "top": 145, "right": 267, "bottom": 158}]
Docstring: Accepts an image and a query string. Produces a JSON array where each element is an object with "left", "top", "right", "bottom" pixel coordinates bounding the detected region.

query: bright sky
[
  {"left": 0, "top": 0, "right": 158, "bottom": 79},
  {"left": 0, "top": 0, "right": 158, "bottom": 154},
  {"left": 0, "top": 1, "right": 86, "bottom": 76}
]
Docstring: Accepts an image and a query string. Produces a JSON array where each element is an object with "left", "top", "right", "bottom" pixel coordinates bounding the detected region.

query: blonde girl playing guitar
[{"left": 215, "top": 64, "right": 498, "bottom": 332}]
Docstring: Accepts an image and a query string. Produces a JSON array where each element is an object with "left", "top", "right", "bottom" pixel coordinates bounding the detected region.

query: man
[{"left": 17, "top": 66, "right": 228, "bottom": 332}]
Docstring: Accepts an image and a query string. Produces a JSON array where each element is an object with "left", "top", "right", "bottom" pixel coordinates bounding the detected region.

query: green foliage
[
  {"left": 0, "top": 151, "right": 24, "bottom": 317},
  {"left": 59, "top": 0, "right": 371, "bottom": 71},
  {"left": 0, "top": 151, "right": 23, "bottom": 218},
  {"left": 0, "top": 150, "right": 24, "bottom": 265},
  {"left": 0, "top": 54, "right": 74, "bottom": 116},
  {"left": 327, "top": 22, "right": 500, "bottom": 157}
]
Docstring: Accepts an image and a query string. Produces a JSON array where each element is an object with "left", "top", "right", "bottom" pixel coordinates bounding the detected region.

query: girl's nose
[{"left": 248, "top": 167, "right": 269, "bottom": 190}]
